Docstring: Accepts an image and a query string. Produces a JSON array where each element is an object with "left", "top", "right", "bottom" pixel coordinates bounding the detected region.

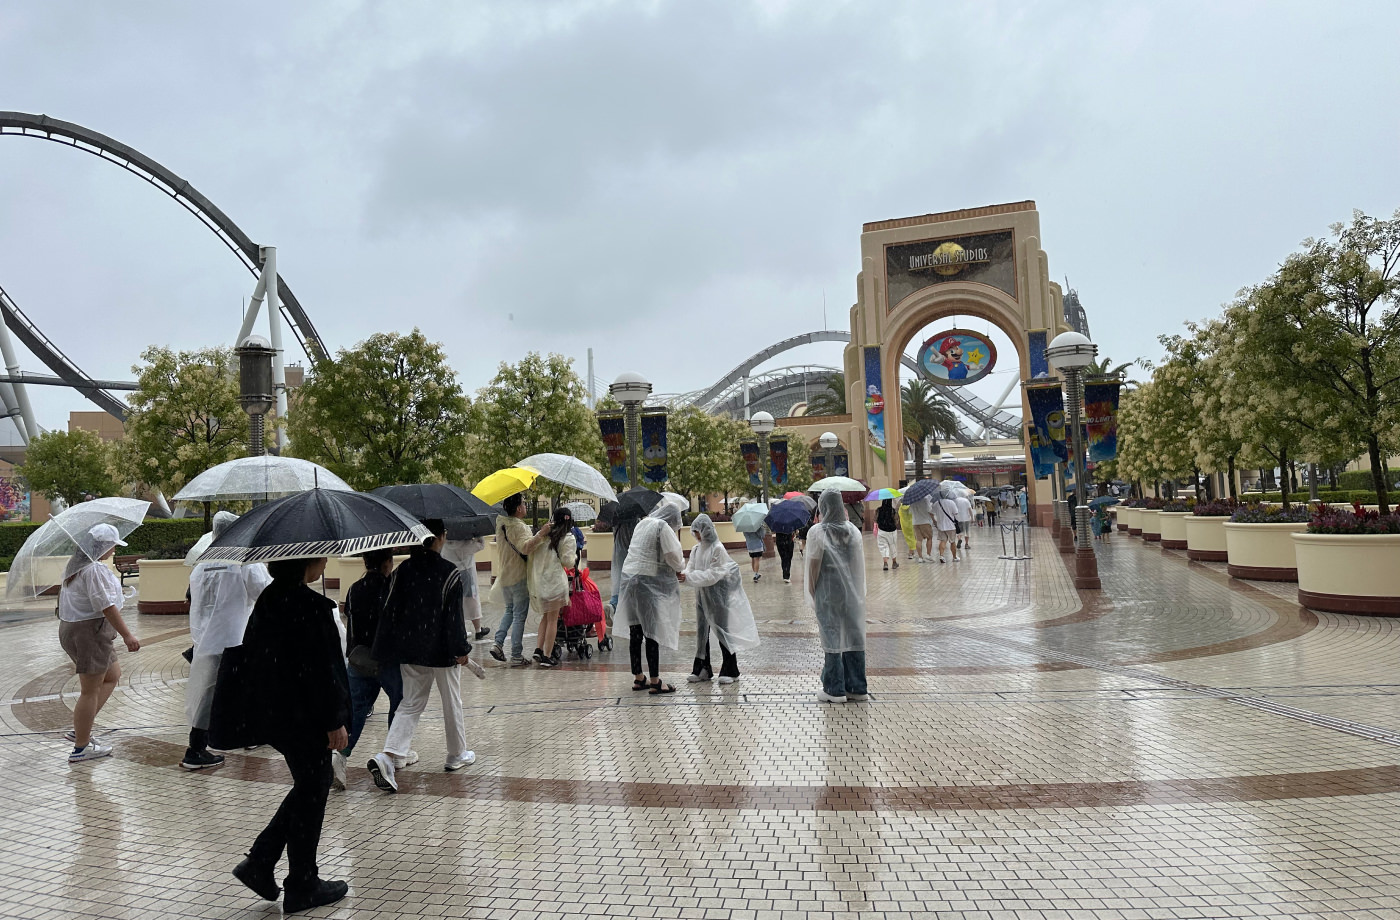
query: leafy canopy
[
  {"left": 17, "top": 428, "right": 120, "bottom": 505},
  {"left": 469, "top": 352, "right": 604, "bottom": 482}
]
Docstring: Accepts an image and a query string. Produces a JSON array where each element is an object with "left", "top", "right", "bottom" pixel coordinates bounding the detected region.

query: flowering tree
[{"left": 468, "top": 352, "right": 603, "bottom": 484}]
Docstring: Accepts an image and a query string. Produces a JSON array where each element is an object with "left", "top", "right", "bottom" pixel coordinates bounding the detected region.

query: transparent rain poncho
[
  {"left": 527, "top": 530, "right": 576, "bottom": 612},
  {"left": 614, "top": 501, "right": 685, "bottom": 650},
  {"left": 804, "top": 490, "right": 867, "bottom": 653},
  {"left": 683, "top": 515, "right": 760, "bottom": 653},
  {"left": 441, "top": 536, "right": 487, "bottom": 621},
  {"left": 189, "top": 513, "right": 272, "bottom": 657}
]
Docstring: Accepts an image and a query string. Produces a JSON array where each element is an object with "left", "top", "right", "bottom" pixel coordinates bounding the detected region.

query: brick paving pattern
[{"left": 2, "top": 520, "right": 1399, "bottom": 918}]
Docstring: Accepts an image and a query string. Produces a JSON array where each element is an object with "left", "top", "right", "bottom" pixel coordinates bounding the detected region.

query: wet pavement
[{"left": 2, "top": 523, "right": 1398, "bottom": 918}]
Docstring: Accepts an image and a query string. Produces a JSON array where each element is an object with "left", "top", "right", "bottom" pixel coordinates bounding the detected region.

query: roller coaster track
[{"left": 0, "top": 111, "right": 327, "bottom": 419}]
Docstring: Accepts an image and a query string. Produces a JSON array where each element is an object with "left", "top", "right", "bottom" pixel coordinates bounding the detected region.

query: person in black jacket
[
  {"left": 367, "top": 519, "right": 484, "bottom": 793},
  {"left": 331, "top": 549, "right": 401, "bottom": 791},
  {"left": 228, "top": 556, "right": 350, "bottom": 915}
]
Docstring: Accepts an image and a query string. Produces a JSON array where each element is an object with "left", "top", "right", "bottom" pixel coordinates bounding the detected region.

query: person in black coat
[
  {"left": 223, "top": 556, "right": 350, "bottom": 914},
  {"left": 367, "top": 520, "right": 484, "bottom": 793}
]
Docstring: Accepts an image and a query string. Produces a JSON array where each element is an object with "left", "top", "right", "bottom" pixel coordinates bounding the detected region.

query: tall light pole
[
  {"left": 236, "top": 334, "right": 276, "bottom": 458},
  {"left": 750, "top": 410, "right": 776, "bottom": 505},
  {"left": 610, "top": 371, "right": 652, "bottom": 489},
  {"left": 1046, "top": 331, "right": 1100, "bottom": 589},
  {"left": 819, "top": 431, "right": 839, "bottom": 479}
]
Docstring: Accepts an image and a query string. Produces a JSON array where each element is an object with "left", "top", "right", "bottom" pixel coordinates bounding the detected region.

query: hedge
[
  {"left": 0, "top": 518, "right": 207, "bottom": 571},
  {"left": 1242, "top": 490, "right": 1379, "bottom": 505}
]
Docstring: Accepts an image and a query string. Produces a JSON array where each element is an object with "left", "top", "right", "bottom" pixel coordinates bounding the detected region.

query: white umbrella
[
  {"left": 515, "top": 453, "right": 618, "bottom": 502},
  {"left": 562, "top": 501, "right": 598, "bottom": 522},
  {"left": 809, "top": 476, "right": 866, "bottom": 493},
  {"left": 731, "top": 502, "right": 771, "bottom": 533},
  {"left": 173, "top": 456, "right": 353, "bottom": 502},
  {"left": 7, "top": 497, "right": 150, "bottom": 600},
  {"left": 660, "top": 491, "right": 689, "bottom": 512}
]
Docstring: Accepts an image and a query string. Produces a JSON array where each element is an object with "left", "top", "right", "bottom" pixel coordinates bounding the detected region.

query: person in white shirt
[
  {"left": 953, "top": 493, "right": 974, "bottom": 550},
  {"left": 440, "top": 534, "right": 491, "bottom": 641},
  {"left": 57, "top": 523, "right": 140, "bottom": 763},
  {"left": 183, "top": 512, "right": 272, "bottom": 770},
  {"left": 908, "top": 489, "right": 935, "bottom": 563},
  {"left": 931, "top": 493, "right": 961, "bottom": 563}
]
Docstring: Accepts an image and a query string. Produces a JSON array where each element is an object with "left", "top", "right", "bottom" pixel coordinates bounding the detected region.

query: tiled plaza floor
[{"left": 3, "top": 521, "right": 1400, "bottom": 918}]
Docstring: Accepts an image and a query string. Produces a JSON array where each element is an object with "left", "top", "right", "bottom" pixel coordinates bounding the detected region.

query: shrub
[
  {"left": 1230, "top": 503, "right": 1313, "bottom": 524},
  {"left": 1308, "top": 508, "right": 1400, "bottom": 535},
  {"left": 1161, "top": 499, "right": 1193, "bottom": 512},
  {"left": 1193, "top": 499, "right": 1240, "bottom": 516},
  {"left": 123, "top": 520, "right": 206, "bottom": 553},
  {"left": 1142, "top": 497, "right": 1166, "bottom": 510},
  {"left": 1338, "top": 470, "right": 1380, "bottom": 491},
  {"left": 142, "top": 541, "right": 197, "bottom": 560}
]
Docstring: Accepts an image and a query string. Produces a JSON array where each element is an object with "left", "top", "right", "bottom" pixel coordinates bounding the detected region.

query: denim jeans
[
  {"left": 494, "top": 580, "right": 530, "bottom": 659},
  {"left": 345, "top": 663, "right": 403, "bottom": 756},
  {"left": 821, "top": 651, "right": 868, "bottom": 697}
]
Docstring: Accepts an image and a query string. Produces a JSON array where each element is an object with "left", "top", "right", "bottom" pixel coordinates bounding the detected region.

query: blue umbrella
[
  {"left": 1088, "top": 496, "right": 1120, "bottom": 508},
  {"left": 900, "top": 479, "right": 940, "bottom": 505},
  {"left": 764, "top": 499, "right": 812, "bottom": 534}
]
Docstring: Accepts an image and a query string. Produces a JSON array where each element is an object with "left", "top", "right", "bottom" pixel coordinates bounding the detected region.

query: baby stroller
[{"left": 556, "top": 566, "right": 608, "bottom": 660}]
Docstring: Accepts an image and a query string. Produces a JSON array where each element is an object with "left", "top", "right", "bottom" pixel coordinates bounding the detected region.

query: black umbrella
[
  {"left": 371, "top": 483, "right": 499, "bottom": 539},
  {"left": 603, "top": 487, "right": 663, "bottom": 525},
  {"left": 197, "top": 488, "right": 432, "bottom": 564}
]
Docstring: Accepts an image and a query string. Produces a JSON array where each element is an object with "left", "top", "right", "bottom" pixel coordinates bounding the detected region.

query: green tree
[
  {"left": 124, "top": 345, "right": 249, "bottom": 523},
  {"left": 17, "top": 428, "right": 120, "bottom": 506},
  {"left": 901, "top": 379, "right": 960, "bottom": 480},
  {"left": 288, "top": 330, "right": 472, "bottom": 491},
  {"left": 666, "top": 407, "right": 748, "bottom": 502},
  {"left": 804, "top": 372, "right": 847, "bottom": 416},
  {"left": 469, "top": 352, "right": 604, "bottom": 485}
]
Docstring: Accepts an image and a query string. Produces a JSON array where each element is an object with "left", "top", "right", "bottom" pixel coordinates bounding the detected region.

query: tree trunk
[
  {"left": 913, "top": 441, "right": 925, "bottom": 480},
  {"left": 1193, "top": 467, "right": 1203, "bottom": 501},
  {"left": 1367, "top": 436, "right": 1391, "bottom": 515},
  {"left": 1227, "top": 455, "right": 1237, "bottom": 500},
  {"left": 1278, "top": 445, "right": 1290, "bottom": 511}
]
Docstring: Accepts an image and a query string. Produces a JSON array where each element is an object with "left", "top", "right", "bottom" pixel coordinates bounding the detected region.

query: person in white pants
[
  {"left": 366, "top": 519, "right": 484, "bottom": 793},
  {"left": 953, "top": 492, "right": 974, "bottom": 550}
]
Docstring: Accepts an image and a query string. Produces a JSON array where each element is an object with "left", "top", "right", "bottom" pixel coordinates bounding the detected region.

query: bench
[{"left": 114, "top": 554, "right": 142, "bottom": 587}]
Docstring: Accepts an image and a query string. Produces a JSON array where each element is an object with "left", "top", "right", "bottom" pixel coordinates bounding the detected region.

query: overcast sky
[{"left": 1, "top": 0, "right": 1397, "bottom": 439}]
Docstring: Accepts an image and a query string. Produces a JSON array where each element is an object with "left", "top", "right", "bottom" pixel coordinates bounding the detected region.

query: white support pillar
[
  {"left": 236, "top": 269, "right": 268, "bottom": 344},
  {"left": 0, "top": 317, "right": 36, "bottom": 443}
]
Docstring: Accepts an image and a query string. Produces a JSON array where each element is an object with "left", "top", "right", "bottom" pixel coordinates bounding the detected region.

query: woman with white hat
[{"left": 58, "top": 523, "right": 140, "bottom": 763}]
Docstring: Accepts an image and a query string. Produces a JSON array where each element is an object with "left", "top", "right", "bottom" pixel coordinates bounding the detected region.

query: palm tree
[
  {"left": 1087, "top": 355, "right": 1137, "bottom": 379},
  {"left": 804, "top": 371, "right": 846, "bottom": 416},
  {"left": 901, "top": 379, "right": 960, "bottom": 480}
]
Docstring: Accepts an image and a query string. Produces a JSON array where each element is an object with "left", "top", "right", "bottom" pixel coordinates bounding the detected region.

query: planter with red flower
[
  {"left": 1157, "top": 499, "right": 1193, "bottom": 550},
  {"left": 1185, "top": 499, "right": 1238, "bottom": 562},
  {"left": 1139, "top": 498, "right": 1166, "bottom": 543},
  {"left": 1293, "top": 508, "right": 1400, "bottom": 615},
  {"left": 1224, "top": 504, "right": 1312, "bottom": 582}
]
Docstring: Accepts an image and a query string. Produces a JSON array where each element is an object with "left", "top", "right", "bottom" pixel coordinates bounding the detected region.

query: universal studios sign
[{"left": 908, "top": 243, "right": 991, "bottom": 273}]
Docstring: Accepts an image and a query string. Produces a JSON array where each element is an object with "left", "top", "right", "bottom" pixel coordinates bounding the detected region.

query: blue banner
[
  {"left": 1084, "top": 381, "right": 1121, "bottom": 463},
  {"left": 741, "top": 441, "right": 762, "bottom": 488},
  {"left": 598, "top": 413, "right": 628, "bottom": 486},
  {"left": 639, "top": 411, "right": 668, "bottom": 484},
  {"left": 1028, "top": 329, "right": 1051, "bottom": 380},
  {"left": 769, "top": 437, "right": 789, "bottom": 488},
  {"left": 863, "top": 345, "right": 886, "bottom": 465},
  {"left": 1025, "top": 383, "right": 1068, "bottom": 479}
]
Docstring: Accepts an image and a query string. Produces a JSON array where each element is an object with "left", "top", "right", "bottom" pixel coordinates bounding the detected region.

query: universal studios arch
[{"left": 839, "top": 200, "right": 1072, "bottom": 526}]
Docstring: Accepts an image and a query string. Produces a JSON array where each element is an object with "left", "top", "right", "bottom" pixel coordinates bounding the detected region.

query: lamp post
[
  {"left": 1046, "top": 331, "right": 1100, "bottom": 589},
  {"left": 235, "top": 334, "right": 276, "bottom": 457},
  {"left": 819, "top": 431, "right": 839, "bottom": 480},
  {"left": 610, "top": 371, "right": 652, "bottom": 489},
  {"left": 750, "top": 410, "right": 776, "bottom": 505}
]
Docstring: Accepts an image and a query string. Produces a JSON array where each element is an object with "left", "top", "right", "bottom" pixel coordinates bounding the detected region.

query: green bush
[
  {"left": 1338, "top": 470, "right": 1381, "bottom": 491},
  {"left": 0, "top": 518, "right": 205, "bottom": 568},
  {"left": 0, "top": 523, "right": 41, "bottom": 560}
]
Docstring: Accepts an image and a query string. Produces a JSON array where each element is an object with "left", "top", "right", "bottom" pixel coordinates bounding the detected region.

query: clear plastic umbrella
[
  {"left": 731, "top": 502, "right": 771, "bottom": 533},
  {"left": 173, "top": 456, "right": 352, "bottom": 502},
  {"left": 6, "top": 497, "right": 150, "bottom": 600},
  {"left": 515, "top": 453, "right": 618, "bottom": 502},
  {"left": 562, "top": 501, "right": 598, "bottom": 522},
  {"left": 809, "top": 476, "right": 866, "bottom": 493}
]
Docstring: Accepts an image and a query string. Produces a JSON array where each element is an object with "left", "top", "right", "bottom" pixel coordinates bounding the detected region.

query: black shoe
[
  {"left": 232, "top": 855, "right": 280, "bottom": 901},
  {"left": 180, "top": 748, "right": 225, "bottom": 770},
  {"left": 533, "top": 648, "right": 546, "bottom": 663},
  {"left": 489, "top": 644, "right": 506, "bottom": 662},
  {"left": 283, "top": 878, "right": 349, "bottom": 914},
  {"left": 475, "top": 626, "right": 492, "bottom": 640},
  {"left": 538, "top": 655, "right": 556, "bottom": 669}
]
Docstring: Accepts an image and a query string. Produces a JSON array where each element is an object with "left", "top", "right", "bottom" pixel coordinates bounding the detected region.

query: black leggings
[
  {"left": 629, "top": 624, "right": 660, "bottom": 679},
  {"left": 249, "top": 741, "right": 332, "bottom": 884},
  {"left": 775, "top": 533, "right": 795, "bottom": 578}
]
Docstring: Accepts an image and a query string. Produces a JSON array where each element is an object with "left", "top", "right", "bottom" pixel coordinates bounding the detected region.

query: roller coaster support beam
[
  {"left": 238, "top": 247, "right": 289, "bottom": 450},
  {"left": 981, "top": 374, "right": 1021, "bottom": 442},
  {"left": 0, "top": 316, "right": 36, "bottom": 443}
]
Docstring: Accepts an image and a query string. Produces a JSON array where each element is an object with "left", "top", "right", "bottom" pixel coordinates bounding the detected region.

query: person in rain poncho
[
  {"left": 58, "top": 523, "right": 141, "bottom": 763},
  {"left": 441, "top": 533, "right": 491, "bottom": 640},
  {"left": 683, "top": 514, "right": 760, "bottom": 684},
  {"left": 806, "top": 490, "right": 869, "bottom": 703},
  {"left": 522, "top": 506, "right": 578, "bottom": 668},
  {"left": 896, "top": 481, "right": 917, "bottom": 561},
  {"left": 615, "top": 500, "right": 685, "bottom": 694},
  {"left": 183, "top": 512, "right": 272, "bottom": 771}
]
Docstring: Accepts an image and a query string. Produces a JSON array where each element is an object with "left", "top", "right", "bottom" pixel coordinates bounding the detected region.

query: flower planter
[
  {"left": 136, "top": 558, "right": 190, "bottom": 614},
  {"left": 1223, "top": 521, "right": 1308, "bottom": 581},
  {"left": 1184, "top": 515, "right": 1230, "bottom": 561},
  {"left": 1113, "top": 507, "right": 1127, "bottom": 532},
  {"left": 1121, "top": 507, "right": 1141, "bottom": 536},
  {"left": 1158, "top": 511, "right": 1190, "bottom": 550},
  {"left": 1139, "top": 510, "right": 1162, "bottom": 543},
  {"left": 1292, "top": 533, "right": 1400, "bottom": 616}
]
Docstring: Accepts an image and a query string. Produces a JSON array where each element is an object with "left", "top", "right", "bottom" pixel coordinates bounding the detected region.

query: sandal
[
  {"left": 632, "top": 677, "right": 651, "bottom": 691},
  {"left": 648, "top": 681, "right": 677, "bottom": 695}
]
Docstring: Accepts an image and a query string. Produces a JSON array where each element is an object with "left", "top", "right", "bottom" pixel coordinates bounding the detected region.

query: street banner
[
  {"left": 1025, "top": 383, "right": 1068, "bottom": 479},
  {"left": 640, "top": 410, "right": 668, "bottom": 484},
  {"left": 1084, "top": 380, "right": 1121, "bottom": 463},
  {"left": 741, "top": 441, "right": 762, "bottom": 488},
  {"left": 598, "top": 412, "right": 628, "bottom": 487},
  {"left": 1027, "top": 329, "right": 1051, "bottom": 379},
  {"left": 769, "top": 437, "right": 789, "bottom": 489},
  {"left": 863, "top": 345, "right": 887, "bottom": 465}
]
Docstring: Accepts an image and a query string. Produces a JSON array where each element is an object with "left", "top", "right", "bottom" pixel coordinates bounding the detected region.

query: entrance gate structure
[{"left": 839, "top": 201, "right": 1071, "bottom": 526}]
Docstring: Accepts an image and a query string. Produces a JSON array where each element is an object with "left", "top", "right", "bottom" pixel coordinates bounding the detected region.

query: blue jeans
[
  {"left": 494, "top": 580, "right": 530, "bottom": 659},
  {"left": 821, "top": 651, "right": 868, "bottom": 697},
  {"left": 345, "top": 664, "right": 403, "bottom": 756}
]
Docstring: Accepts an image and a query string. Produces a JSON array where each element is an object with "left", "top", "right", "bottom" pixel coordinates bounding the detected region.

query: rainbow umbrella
[{"left": 863, "top": 488, "right": 902, "bottom": 502}]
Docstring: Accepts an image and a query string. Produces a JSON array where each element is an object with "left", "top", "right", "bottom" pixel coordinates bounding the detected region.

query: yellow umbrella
[{"left": 471, "top": 467, "right": 539, "bottom": 505}]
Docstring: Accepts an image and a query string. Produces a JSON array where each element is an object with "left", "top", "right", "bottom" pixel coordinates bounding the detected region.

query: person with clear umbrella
[
  {"left": 806, "top": 490, "right": 869, "bottom": 703},
  {"left": 683, "top": 514, "right": 760, "bottom": 684},
  {"left": 183, "top": 511, "right": 271, "bottom": 771},
  {"left": 441, "top": 532, "right": 491, "bottom": 641},
  {"left": 615, "top": 501, "right": 686, "bottom": 694},
  {"left": 58, "top": 523, "right": 141, "bottom": 762}
]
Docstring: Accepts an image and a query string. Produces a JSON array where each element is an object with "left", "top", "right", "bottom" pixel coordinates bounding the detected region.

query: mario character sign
[{"left": 916, "top": 330, "right": 996, "bottom": 386}]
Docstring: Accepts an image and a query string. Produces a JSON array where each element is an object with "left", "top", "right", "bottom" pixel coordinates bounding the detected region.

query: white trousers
[
  {"left": 876, "top": 531, "right": 900, "bottom": 559},
  {"left": 185, "top": 652, "right": 222, "bottom": 729},
  {"left": 383, "top": 664, "right": 466, "bottom": 761}
]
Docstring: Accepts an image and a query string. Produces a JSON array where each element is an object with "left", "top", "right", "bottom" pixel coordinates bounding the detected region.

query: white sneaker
[
  {"left": 783, "top": 578, "right": 791, "bottom": 584},
  {"left": 69, "top": 741, "right": 113, "bottom": 763},
  {"left": 717, "top": 676, "right": 737, "bottom": 685},
  {"left": 816, "top": 690, "right": 847, "bottom": 703},
  {"left": 686, "top": 672, "right": 711, "bottom": 683},
  {"left": 330, "top": 750, "right": 347, "bottom": 791},
  {"left": 390, "top": 750, "right": 419, "bottom": 769},
  {"left": 368, "top": 753, "right": 398, "bottom": 792},
  {"left": 445, "top": 751, "right": 476, "bottom": 771},
  {"left": 847, "top": 693, "right": 873, "bottom": 701},
  {"left": 465, "top": 658, "right": 486, "bottom": 680}
]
